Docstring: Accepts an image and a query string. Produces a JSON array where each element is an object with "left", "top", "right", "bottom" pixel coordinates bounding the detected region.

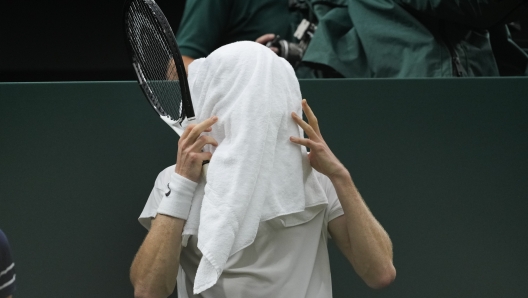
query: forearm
[
  {"left": 289, "top": 99, "right": 394, "bottom": 286},
  {"left": 131, "top": 214, "right": 184, "bottom": 298},
  {"left": 330, "top": 169, "right": 395, "bottom": 287},
  {"left": 130, "top": 114, "right": 216, "bottom": 297}
]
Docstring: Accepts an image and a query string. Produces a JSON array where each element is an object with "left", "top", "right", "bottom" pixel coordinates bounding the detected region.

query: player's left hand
[{"left": 290, "top": 99, "right": 348, "bottom": 180}]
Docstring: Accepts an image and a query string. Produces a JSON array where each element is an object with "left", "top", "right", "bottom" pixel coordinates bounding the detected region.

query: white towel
[{"left": 182, "top": 41, "right": 328, "bottom": 294}]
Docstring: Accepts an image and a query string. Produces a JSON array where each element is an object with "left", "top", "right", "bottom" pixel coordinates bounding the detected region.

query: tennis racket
[{"left": 123, "top": 0, "right": 209, "bottom": 176}]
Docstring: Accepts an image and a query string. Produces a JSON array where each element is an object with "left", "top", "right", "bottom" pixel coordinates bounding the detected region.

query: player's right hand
[{"left": 175, "top": 116, "right": 218, "bottom": 182}]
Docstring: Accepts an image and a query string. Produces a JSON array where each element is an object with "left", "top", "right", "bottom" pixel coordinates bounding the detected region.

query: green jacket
[
  {"left": 176, "top": 0, "right": 296, "bottom": 59},
  {"left": 302, "top": 0, "right": 528, "bottom": 77}
]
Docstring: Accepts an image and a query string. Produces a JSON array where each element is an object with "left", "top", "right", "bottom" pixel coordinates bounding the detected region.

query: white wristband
[{"left": 157, "top": 172, "right": 198, "bottom": 220}]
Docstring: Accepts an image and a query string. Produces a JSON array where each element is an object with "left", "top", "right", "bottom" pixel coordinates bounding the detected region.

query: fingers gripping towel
[{"left": 183, "top": 41, "right": 328, "bottom": 294}]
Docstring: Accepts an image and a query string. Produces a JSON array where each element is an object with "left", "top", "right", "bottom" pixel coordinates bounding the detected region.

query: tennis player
[{"left": 131, "top": 42, "right": 395, "bottom": 298}]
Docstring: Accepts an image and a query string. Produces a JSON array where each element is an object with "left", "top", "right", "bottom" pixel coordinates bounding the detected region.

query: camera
[{"left": 266, "top": 19, "right": 317, "bottom": 68}]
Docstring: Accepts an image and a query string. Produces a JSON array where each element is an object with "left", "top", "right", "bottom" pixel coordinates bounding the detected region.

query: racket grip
[{"left": 202, "top": 160, "right": 209, "bottom": 181}]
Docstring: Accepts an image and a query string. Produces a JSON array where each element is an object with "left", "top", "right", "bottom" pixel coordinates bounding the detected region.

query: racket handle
[{"left": 202, "top": 161, "right": 209, "bottom": 181}]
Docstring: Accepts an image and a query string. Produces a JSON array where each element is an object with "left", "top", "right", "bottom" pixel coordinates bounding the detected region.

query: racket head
[{"left": 123, "top": 0, "right": 195, "bottom": 127}]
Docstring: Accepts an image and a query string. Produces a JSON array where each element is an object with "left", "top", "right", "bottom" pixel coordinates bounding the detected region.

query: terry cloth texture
[{"left": 183, "top": 41, "right": 328, "bottom": 294}]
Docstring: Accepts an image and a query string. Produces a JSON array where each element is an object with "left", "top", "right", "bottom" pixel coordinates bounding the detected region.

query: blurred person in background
[
  {"left": 510, "top": 20, "right": 528, "bottom": 52},
  {"left": 176, "top": 0, "right": 296, "bottom": 70},
  {"left": 175, "top": 0, "right": 343, "bottom": 78},
  {"left": 490, "top": 20, "right": 528, "bottom": 75},
  {"left": 176, "top": 0, "right": 528, "bottom": 78},
  {"left": 0, "top": 230, "right": 16, "bottom": 298}
]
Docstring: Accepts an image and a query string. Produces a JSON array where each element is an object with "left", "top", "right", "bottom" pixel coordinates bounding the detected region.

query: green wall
[{"left": 1, "top": 79, "right": 527, "bottom": 297}]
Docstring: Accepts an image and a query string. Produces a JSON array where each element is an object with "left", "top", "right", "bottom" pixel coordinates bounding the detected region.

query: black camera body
[{"left": 266, "top": 19, "right": 317, "bottom": 68}]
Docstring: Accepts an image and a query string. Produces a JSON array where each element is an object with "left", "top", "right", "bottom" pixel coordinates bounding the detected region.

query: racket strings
[
  {"left": 131, "top": 4, "right": 181, "bottom": 119},
  {"left": 129, "top": 1, "right": 180, "bottom": 116},
  {"left": 127, "top": 0, "right": 184, "bottom": 121}
]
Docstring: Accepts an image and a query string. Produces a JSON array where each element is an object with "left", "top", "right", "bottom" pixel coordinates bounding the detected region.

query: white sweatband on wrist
[{"left": 157, "top": 172, "right": 198, "bottom": 220}]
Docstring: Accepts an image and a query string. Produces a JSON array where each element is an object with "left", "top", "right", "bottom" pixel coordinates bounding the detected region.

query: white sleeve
[{"left": 138, "top": 165, "right": 175, "bottom": 230}]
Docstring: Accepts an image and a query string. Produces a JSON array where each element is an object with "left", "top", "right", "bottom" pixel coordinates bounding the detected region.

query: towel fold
[{"left": 182, "top": 41, "right": 328, "bottom": 294}]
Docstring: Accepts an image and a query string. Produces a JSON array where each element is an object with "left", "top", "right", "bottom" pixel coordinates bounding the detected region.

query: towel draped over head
[{"left": 182, "top": 41, "right": 328, "bottom": 294}]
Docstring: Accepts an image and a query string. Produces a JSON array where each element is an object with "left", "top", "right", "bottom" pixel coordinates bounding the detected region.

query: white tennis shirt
[{"left": 139, "top": 166, "right": 344, "bottom": 298}]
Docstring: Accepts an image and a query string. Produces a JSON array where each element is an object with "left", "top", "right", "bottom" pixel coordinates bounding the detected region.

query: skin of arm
[
  {"left": 130, "top": 117, "right": 218, "bottom": 298},
  {"left": 290, "top": 99, "right": 396, "bottom": 289},
  {"left": 130, "top": 215, "right": 185, "bottom": 298},
  {"left": 166, "top": 56, "right": 196, "bottom": 79},
  {"left": 182, "top": 56, "right": 195, "bottom": 73}
]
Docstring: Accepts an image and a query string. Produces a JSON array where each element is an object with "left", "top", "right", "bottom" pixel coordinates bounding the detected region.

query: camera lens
[{"left": 277, "top": 40, "right": 304, "bottom": 67}]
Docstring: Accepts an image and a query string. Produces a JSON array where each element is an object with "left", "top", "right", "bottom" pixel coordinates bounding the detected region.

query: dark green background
[{"left": 1, "top": 79, "right": 527, "bottom": 297}]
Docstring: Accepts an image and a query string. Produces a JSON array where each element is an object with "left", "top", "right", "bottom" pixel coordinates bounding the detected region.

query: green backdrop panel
[{"left": 0, "top": 78, "right": 527, "bottom": 297}]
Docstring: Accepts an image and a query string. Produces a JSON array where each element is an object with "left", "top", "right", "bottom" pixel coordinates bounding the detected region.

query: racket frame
[{"left": 123, "top": 0, "right": 195, "bottom": 123}]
